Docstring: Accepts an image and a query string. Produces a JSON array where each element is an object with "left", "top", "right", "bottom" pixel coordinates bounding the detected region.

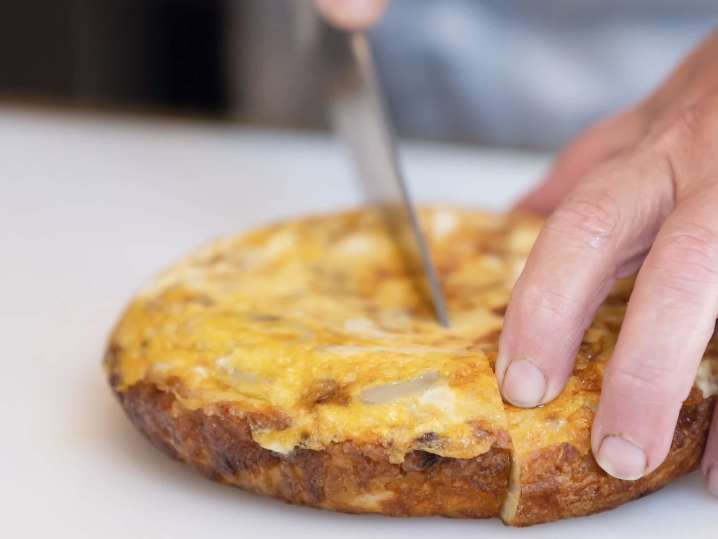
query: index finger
[{"left": 496, "top": 149, "right": 675, "bottom": 407}]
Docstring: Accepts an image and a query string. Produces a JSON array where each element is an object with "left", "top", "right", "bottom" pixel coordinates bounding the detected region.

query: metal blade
[{"left": 318, "top": 27, "right": 449, "bottom": 327}]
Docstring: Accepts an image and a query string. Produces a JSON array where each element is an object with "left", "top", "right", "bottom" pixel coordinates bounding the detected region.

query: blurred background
[
  {"left": 2, "top": 0, "right": 718, "bottom": 149},
  {"left": 6, "top": 4, "right": 718, "bottom": 537}
]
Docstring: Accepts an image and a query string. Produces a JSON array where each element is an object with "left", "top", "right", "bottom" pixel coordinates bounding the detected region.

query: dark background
[
  {"left": 0, "top": 0, "right": 230, "bottom": 114},
  {"left": 4, "top": 1, "right": 717, "bottom": 149}
]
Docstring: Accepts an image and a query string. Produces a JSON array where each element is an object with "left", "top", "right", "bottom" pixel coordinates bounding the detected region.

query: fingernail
[
  {"left": 707, "top": 466, "right": 718, "bottom": 498},
  {"left": 317, "top": 0, "right": 375, "bottom": 18},
  {"left": 501, "top": 359, "right": 547, "bottom": 407},
  {"left": 597, "top": 435, "right": 647, "bottom": 481}
]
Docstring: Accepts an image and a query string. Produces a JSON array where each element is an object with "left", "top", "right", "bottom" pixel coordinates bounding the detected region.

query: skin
[
  {"left": 314, "top": 0, "right": 389, "bottom": 30},
  {"left": 315, "top": 0, "right": 718, "bottom": 495}
]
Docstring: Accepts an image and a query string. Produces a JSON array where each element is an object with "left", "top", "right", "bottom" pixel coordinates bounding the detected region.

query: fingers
[
  {"left": 590, "top": 95, "right": 718, "bottom": 480},
  {"left": 314, "top": 0, "right": 389, "bottom": 30},
  {"left": 516, "top": 111, "right": 644, "bottom": 215},
  {"left": 497, "top": 150, "right": 674, "bottom": 407},
  {"left": 592, "top": 195, "right": 718, "bottom": 478},
  {"left": 701, "top": 399, "right": 718, "bottom": 497}
]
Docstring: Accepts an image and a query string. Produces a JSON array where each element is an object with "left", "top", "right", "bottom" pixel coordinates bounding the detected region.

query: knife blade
[{"left": 310, "top": 21, "right": 450, "bottom": 327}]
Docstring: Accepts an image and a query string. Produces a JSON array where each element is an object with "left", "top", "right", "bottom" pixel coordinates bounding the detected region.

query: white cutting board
[{"left": 1, "top": 107, "right": 713, "bottom": 538}]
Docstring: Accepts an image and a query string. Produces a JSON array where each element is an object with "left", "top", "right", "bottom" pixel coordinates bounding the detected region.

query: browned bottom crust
[
  {"left": 114, "top": 379, "right": 713, "bottom": 525},
  {"left": 117, "top": 382, "right": 511, "bottom": 518},
  {"left": 508, "top": 390, "right": 714, "bottom": 526}
]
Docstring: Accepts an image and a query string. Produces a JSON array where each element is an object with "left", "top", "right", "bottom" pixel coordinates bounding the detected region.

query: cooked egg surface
[{"left": 109, "top": 208, "right": 718, "bottom": 462}]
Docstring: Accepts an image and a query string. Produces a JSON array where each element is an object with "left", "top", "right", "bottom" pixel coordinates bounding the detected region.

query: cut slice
[{"left": 499, "top": 294, "right": 718, "bottom": 526}]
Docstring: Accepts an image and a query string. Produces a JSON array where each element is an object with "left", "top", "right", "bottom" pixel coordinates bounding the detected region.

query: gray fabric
[
  {"left": 371, "top": 0, "right": 718, "bottom": 147},
  {"left": 231, "top": 1, "right": 718, "bottom": 149}
]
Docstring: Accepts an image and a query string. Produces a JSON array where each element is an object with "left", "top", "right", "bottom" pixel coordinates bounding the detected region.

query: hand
[
  {"left": 498, "top": 29, "right": 718, "bottom": 494},
  {"left": 314, "top": 0, "right": 388, "bottom": 30}
]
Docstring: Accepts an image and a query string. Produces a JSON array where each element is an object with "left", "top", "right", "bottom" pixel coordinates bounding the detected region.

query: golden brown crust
[
  {"left": 113, "top": 372, "right": 713, "bottom": 524},
  {"left": 104, "top": 207, "right": 718, "bottom": 525},
  {"left": 507, "top": 390, "right": 714, "bottom": 526},
  {"left": 114, "top": 379, "right": 511, "bottom": 518}
]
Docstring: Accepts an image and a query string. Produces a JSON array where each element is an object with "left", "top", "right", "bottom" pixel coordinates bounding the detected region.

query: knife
[{"left": 298, "top": 14, "right": 449, "bottom": 327}]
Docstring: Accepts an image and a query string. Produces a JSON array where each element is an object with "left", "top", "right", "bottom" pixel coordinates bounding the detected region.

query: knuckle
[
  {"left": 649, "top": 97, "right": 718, "bottom": 194},
  {"left": 608, "top": 361, "right": 689, "bottom": 402},
  {"left": 649, "top": 226, "right": 718, "bottom": 293},
  {"left": 546, "top": 191, "right": 620, "bottom": 250},
  {"left": 518, "top": 283, "right": 574, "bottom": 323},
  {"left": 653, "top": 102, "right": 705, "bottom": 152},
  {"left": 670, "top": 104, "right": 704, "bottom": 142}
]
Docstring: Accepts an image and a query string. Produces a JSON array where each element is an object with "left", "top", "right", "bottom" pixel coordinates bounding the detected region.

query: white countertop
[{"left": 1, "top": 106, "right": 714, "bottom": 538}]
